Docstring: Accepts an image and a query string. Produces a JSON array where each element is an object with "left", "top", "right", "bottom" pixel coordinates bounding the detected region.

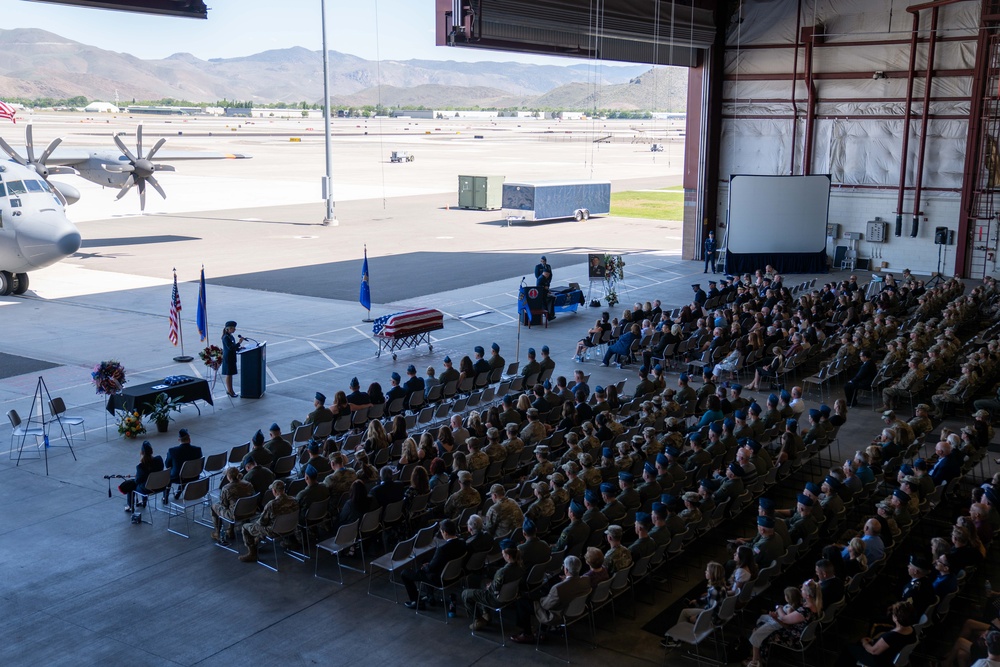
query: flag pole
[
  {"left": 173, "top": 268, "right": 193, "bottom": 362},
  {"left": 361, "top": 244, "right": 373, "bottom": 323}
]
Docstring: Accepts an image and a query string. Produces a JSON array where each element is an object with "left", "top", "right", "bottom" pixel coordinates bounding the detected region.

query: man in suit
[
  {"left": 844, "top": 349, "right": 877, "bottom": 407},
  {"left": 370, "top": 465, "right": 406, "bottom": 509},
  {"left": 164, "top": 428, "right": 203, "bottom": 497},
  {"left": 402, "top": 519, "right": 468, "bottom": 608},
  {"left": 511, "top": 555, "right": 592, "bottom": 643}
]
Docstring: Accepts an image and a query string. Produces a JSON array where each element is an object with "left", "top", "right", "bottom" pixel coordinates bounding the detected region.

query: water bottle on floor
[{"left": 448, "top": 594, "right": 457, "bottom": 618}]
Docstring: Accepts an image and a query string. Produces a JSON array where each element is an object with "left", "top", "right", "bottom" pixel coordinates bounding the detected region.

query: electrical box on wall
[
  {"left": 866, "top": 219, "right": 887, "bottom": 243},
  {"left": 827, "top": 223, "right": 841, "bottom": 238}
]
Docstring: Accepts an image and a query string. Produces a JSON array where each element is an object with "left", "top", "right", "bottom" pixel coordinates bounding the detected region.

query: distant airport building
[
  {"left": 83, "top": 102, "right": 119, "bottom": 113},
  {"left": 127, "top": 106, "right": 201, "bottom": 115}
]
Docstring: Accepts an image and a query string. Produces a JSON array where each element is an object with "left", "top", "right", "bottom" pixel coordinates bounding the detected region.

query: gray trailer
[{"left": 502, "top": 180, "right": 611, "bottom": 223}]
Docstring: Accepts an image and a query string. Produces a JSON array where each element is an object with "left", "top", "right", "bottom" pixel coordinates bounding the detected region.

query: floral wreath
[
  {"left": 92, "top": 360, "right": 126, "bottom": 395},
  {"left": 199, "top": 345, "right": 223, "bottom": 371}
]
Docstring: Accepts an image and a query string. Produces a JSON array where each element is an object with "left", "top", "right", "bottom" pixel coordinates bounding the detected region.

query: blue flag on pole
[
  {"left": 359, "top": 247, "right": 371, "bottom": 311},
  {"left": 196, "top": 266, "right": 208, "bottom": 341}
]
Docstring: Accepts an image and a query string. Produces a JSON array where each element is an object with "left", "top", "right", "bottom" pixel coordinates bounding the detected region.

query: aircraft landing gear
[
  {"left": 0, "top": 271, "right": 12, "bottom": 296},
  {"left": 13, "top": 273, "right": 28, "bottom": 295}
]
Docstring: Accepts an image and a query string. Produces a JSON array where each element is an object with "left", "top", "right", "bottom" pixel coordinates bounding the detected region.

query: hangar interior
[{"left": 438, "top": 0, "right": 1000, "bottom": 279}]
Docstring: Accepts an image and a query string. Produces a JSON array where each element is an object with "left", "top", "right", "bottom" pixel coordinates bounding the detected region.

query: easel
[
  {"left": 16, "top": 376, "right": 76, "bottom": 475},
  {"left": 586, "top": 278, "right": 606, "bottom": 305}
]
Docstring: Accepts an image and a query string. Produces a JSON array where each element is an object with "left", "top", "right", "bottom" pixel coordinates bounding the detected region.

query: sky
[{"left": 6, "top": 0, "right": 594, "bottom": 65}]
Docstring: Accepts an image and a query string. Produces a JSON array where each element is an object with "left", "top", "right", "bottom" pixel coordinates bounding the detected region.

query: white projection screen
[{"left": 727, "top": 175, "right": 831, "bottom": 253}]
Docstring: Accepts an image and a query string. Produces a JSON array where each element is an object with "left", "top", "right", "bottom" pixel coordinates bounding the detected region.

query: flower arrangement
[
  {"left": 603, "top": 254, "right": 626, "bottom": 308},
  {"left": 92, "top": 360, "right": 126, "bottom": 395},
  {"left": 117, "top": 410, "right": 146, "bottom": 439},
  {"left": 199, "top": 345, "right": 223, "bottom": 371}
]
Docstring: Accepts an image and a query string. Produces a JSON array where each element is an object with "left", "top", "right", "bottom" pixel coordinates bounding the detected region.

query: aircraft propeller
[
  {"left": 110, "top": 124, "right": 175, "bottom": 211},
  {"left": 0, "top": 124, "right": 78, "bottom": 180}
]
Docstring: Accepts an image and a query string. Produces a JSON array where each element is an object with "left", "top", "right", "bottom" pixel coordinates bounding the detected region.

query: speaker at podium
[{"left": 238, "top": 341, "right": 267, "bottom": 398}]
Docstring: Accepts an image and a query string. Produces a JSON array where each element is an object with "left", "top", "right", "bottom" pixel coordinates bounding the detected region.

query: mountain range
[{"left": 0, "top": 28, "right": 687, "bottom": 111}]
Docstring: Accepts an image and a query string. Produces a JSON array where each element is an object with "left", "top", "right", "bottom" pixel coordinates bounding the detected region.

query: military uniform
[
  {"left": 713, "top": 476, "right": 744, "bottom": 504},
  {"left": 679, "top": 506, "right": 702, "bottom": 525},
  {"left": 907, "top": 415, "right": 934, "bottom": 438},
  {"left": 529, "top": 460, "right": 555, "bottom": 480},
  {"left": 485, "top": 497, "right": 523, "bottom": 536},
  {"left": 323, "top": 467, "right": 357, "bottom": 496},
  {"left": 499, "top": 407, "right": 523, "bottom": 428},
  {"left": 638, "top": 479, "right": 662, "bottom": 504},
  {"left": 519, "top": 536, "right": 552, "bottom": 567},
  {"left": 629, "top": 536, "right": 657, "bottom": 561},
  {"left": 520, "top": 421, "right": 547, "bottom": 446},
  {"left": 244, "top": 465, "right": 275, "bottom": 502},
  {"left": 553, "top": 519, "right": 590, "bottom": 554},
  {"left": 525, "top": 496, "right": 555, "bottom": 521},
  {"left": 439, "top": 365, "right": 461, "bottom": 387},
  {"left": 676, "top": 385, "right": 697, "bottom": 408},
  {"left": 649, "top": 524, "right": 671, "bottom": 548},
  {"left": 243, "top": 493, "right": 298, "bottom": 548},
  {"left": 751, "top": 533, "right": 782, "bottom": 567},
  {"left": 882, "top": 364, "right": 925, "bottom": 409},
  {"left": 264, "top": 436, "right": 292, "bottom": 461},
  {"left": 581, "top": 466, "right": 603, "bottom": 489},
  {"left": 296, "top": 482, "right": 331, "bottom": 515},
  {"left": 552, "top": 487, "right": 571, "bottom": 507},
  {"left": 468, "top": 450, "right": 491, "bottom": 471},
  {"left": 788, "top": 512, "right": 818, "bottom": 542},
  {"left": 503, "top": 436, "right": 525, "bottom": 456},
  {"left": 212, "top": 479, "right": 254, "bottom": 535},
  {"left": 618, "top": 487, "right": 642, "bottom": 511},
  {"left": 444, "top": 486, "right": 482, "bottom": 519},
  {"left": 602, "top": 499, "right": 627, "bottom": 523},
  {"left": 462, "top": 560, "right": 525, "bottom": 621},
  {"left": 521, "top": 359, "right": 541, "bottom": 380},
  {"left": 605, "top": 545, "right": 634, "bottom": 574},
  {"left": 684, "top": 449, "right": 711, "bottom": 473},
  {"left": 565, "top": 476, "right": 586, "bottom": 499},
  {"left": 582, "top": 507, "right": 609, "bottom": 533},
  {"left": 483, "top": 442, "right": 506, "bottom": 463}
]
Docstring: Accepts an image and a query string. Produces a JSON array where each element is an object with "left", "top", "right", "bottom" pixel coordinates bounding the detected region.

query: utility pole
[{"left": 321, "top": 0, "right": 338, "bottom": 226}]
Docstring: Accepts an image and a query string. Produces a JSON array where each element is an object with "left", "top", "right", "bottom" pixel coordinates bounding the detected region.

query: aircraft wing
[{"left": 37, "top": 147, "right": 251, "bottom": 166}]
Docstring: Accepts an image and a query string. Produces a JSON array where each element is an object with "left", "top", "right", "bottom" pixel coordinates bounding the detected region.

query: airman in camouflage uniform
[
  {"left": 467, "top": 437, "right": 491, "bottom": 471},
  {"left": 323, "top": 453, "right": 357, "bottom": 496},
  {"left": 881, "top": 356, "right": 926, "bottom": 411},
  {"left": 528, "top": 445, "right": 555, "bottom": 480},
  {"left": 240, "top": 479, "right": 298, "bottom": 562},
  {"left": 444, "top": 470, "right": 482, "bottom": 519},
  {"left": 562, "top": 462, "right": 586, "bottom": 499},
  {"left": 907, "top": 404, "right": 934, "bottom": 439},
  {"left": 579, "top": 453, "right": 603, "bottom": 489},
  {"left": 550, "top": 472, "right": 571, "bottom": 506},
  {"left": 212, "top": 467, "right": 254, "bottom": 541},
  {"left": 485, "top": 484, "right": 524, "bottom": 536},
  {"left": 603, "top": 524, "right": 634, "bottom": 574},
  {"left": 484, "top": 428, "right": 508, "bottom": 463},
  {"left": 525, "top": 481, "right": 555, "bottom": 522}
]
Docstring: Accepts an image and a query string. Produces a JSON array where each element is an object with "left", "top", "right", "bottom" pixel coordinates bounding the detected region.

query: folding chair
[
  {"left": 472, "top": 580, "right": 521, "bottom": 646},
  {"left": 132, "top": 469, "right": 171, "bottom": 525},
  {"left": 416, "top": 557, "right": 466, "bottom": 623},
  {"left": 536, "top": 591, "right": 592, "bottom": 662},
  {"left": 368, "top": 535, "right": 416, "bottom": 602},
  {"left": 166, "top": 477, "right": 210, "bottom": 538},
  {"left": 256, "top": 511, "right": 306, "bottom": 573},
  {"left": 215, "top": 493, "right": 261, "bottom": 553},
  {"left": 49, "top": 397, "right": 86, "bottom": 443},
  {"left": 315, "top": 519, "right": 362, "bottom": 584}
]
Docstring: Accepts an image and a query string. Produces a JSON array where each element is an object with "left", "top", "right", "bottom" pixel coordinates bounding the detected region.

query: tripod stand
[
  {"left": 926, "top": 243, "right": 946, "bottom": 288},
  {"left": 16, "top": 375, "right": 76, "bottom": 475}
]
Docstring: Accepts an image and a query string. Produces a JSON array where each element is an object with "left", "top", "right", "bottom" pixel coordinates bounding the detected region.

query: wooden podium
[{"left": 238, "top": 342, "right": 267, "bottom": 399}]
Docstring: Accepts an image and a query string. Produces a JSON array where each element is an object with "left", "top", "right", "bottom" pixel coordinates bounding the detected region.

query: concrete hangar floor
[{"left": 0, "top": 112, "right": 728, "bottom": 666}]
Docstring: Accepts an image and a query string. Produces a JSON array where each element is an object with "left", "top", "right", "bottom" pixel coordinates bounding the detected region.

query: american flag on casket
[{"left": 372, "top": 308, "right": 444, "bottom": 337}]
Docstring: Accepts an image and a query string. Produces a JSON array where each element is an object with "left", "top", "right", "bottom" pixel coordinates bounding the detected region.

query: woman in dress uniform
[{"left": 221, "top": 320, "right": 242, "bottom": 398}]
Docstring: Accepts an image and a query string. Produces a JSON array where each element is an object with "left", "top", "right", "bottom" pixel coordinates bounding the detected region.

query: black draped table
[{"left": 105, "top": 377, "right": 214, "bottom": 416}]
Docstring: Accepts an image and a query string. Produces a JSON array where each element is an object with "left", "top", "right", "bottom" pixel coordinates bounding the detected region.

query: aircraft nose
[
  {"left": 58, "top": 230, "right": 82, "bottom": 255},
  {"left": 17, "top": 211, "right": 83, "bottom": 270}
]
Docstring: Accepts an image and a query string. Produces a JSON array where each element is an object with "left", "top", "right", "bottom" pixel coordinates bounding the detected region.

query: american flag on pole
[
  {"left": 0, "top": 101, "right": 16, "bottom": 124},
  {"left": 168, "top": 269, "right": 182, "bottom": 346}
]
